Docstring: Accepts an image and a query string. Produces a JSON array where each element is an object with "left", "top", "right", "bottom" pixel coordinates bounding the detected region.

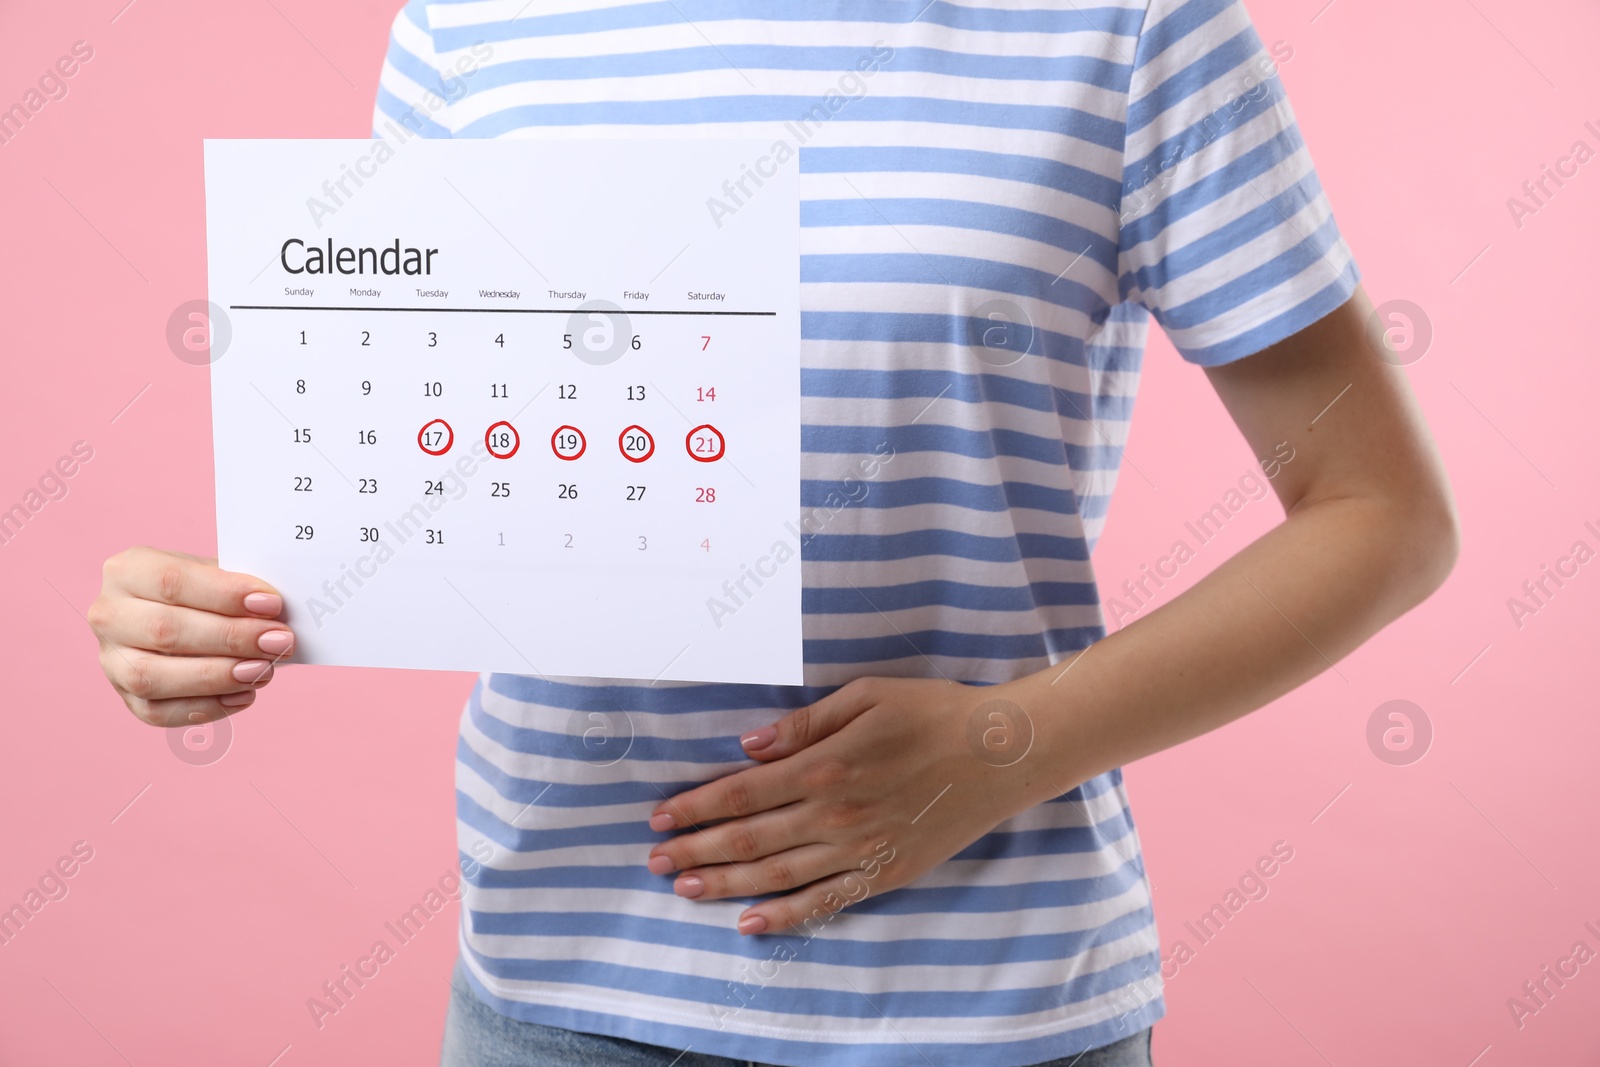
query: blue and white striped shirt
[{"left": 373, "top": 2, "right": 1358, "bottom": 1063}]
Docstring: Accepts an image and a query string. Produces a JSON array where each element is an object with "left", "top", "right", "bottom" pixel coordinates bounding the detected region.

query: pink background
[{"left": 1, "top": 1, "right": 1596, "bottom": 1063}]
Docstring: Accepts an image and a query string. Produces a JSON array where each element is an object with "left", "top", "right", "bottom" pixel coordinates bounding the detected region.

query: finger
[
  {"left": 127, "top": 690, "right": 256, "bottom": 728},
  {"left": 735, "top": 864, "right": 884, "bottom": 936},
  {"left": 90, "top": 598, "right": 295, "bottom": 659},
  {"left": 649, "top": 762, "right": 803, "bottom": 832},
  {"left": 648, "top": 803, "right": 809, "bottom": 875},
  {"left": 737, "top": 677, "right": 880, "bottom": 761},
  {"left": 671, "top": 844, "right": 840, "bottom": 903},
  {"left": 105, "top": 546, "right": 284, "bottom": 617},
  {"left": 102, "top": 646, "right": 274, "bottom": 703}
]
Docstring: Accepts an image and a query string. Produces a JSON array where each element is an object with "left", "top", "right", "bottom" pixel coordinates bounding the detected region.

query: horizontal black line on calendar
[{"left": 229, "top": 305, "right": 777, "bottom": 316}]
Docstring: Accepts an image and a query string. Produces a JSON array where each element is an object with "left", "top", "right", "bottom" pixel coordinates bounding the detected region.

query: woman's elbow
[{"left": 1399, "top": 483, "right": 1462, "bottom": 603}]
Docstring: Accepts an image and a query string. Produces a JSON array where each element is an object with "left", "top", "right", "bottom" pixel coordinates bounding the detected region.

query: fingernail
[
  {"left": 647, "top": 855, "right": 675, "bottom": 875},
  {"left": 257, "top": 630, "right": 294, "bottom": 656},
  {"left": 232, "top": 660, "right": 273, "bottom": 683},
  {"left": 243, "top": 592, "right": 283, "bottom": 617},
  {"left": 675, "top": 875, "right": 704, "bottom": 899},
  {"left": 740, "top": 726, "right": 777, "bottom": 752},
  {"left": 738, "top": 914, "right": 768, "bottom": 935},
  {"left": 220, "top": 691, "right": 256, "bottom": 708},
  {"left": 649, "top": 812, "right": 676, "bottom": 832}
]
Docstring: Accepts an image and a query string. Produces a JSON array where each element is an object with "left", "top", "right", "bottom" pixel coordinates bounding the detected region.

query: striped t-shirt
[{"left": 373, "top": 2, "right": 1358, "bottom": 1064}]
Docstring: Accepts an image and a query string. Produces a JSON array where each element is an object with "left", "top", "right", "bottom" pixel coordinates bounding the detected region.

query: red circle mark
[
  {"left": 619, "top": 425, "right": 655, "bottom": 463},
  {"left": 485, "top": 420, "right": 521, "bottom": 459},
  {"left": 551, "top": 425, "right": 587, "bottom": 460},
  {"left": 418, "top": 418, "right": 454, "bottom": 456},
  {"left": 686, "top": 424, "right": 725, "bottom": 463}
]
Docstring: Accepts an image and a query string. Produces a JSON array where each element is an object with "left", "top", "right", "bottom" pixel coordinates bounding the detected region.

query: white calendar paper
[{"left": 204, "top": 139, "right": 802, "bottom": 685}]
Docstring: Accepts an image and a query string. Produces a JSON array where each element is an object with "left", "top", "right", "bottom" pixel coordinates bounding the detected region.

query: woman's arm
[
  {"left": 1008, "top": 283, "right": 1460, "bottom": 785},
  {"left": 645, "top": 286, "right": 1461, "bottom": 935}
]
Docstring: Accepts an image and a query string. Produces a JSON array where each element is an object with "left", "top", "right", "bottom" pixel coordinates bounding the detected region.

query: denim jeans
[{"left": 441, "top": 960, "right": 1155, "bottom": 1067}]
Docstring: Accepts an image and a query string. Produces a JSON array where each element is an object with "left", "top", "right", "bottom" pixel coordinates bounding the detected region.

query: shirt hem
[{"left": 453, "top": 947, "right": 1167, "bottom": 1067}]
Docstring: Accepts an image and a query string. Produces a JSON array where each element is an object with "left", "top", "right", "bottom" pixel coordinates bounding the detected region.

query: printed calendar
[{"left": 204, "top": 139, "right": 802, "bottom": 685}]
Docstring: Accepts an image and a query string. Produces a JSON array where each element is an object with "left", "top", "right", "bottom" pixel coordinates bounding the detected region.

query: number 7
[{"left": 700, "top": 335, "right": 711, "bottom": 351}]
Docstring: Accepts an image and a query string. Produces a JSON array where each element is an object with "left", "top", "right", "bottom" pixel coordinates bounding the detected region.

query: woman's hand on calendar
[
  {"left": 645, "top": 677, "right": 1066, "bottom": 935},
  {"left": 90, "top": 547, "right": 294, "bottom": 726}
]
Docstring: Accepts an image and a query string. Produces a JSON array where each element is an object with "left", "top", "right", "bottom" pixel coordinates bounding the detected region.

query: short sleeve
[
  {"left": 372, "top": 0, "right": 454, "bottom": 139},
  {"left": 1115, "top": 0, "right": 1360, "bottom": 366}
]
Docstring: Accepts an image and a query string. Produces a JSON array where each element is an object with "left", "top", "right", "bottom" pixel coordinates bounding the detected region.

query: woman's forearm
[{"left": 1008, "top": 491, "right": 1460, "bottom": 805}]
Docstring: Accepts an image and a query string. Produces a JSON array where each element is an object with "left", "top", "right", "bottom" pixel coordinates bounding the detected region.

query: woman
[{"left": 91, "top": 2, "right": 1457, "bottom": 1064}]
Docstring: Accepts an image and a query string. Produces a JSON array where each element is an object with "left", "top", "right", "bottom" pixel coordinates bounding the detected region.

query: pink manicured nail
[
  {"left": 740, "top": 726, "right": 777, "bottom": 751},
  {"left": 649, "top": 812, "right": 676, "bottom": 832},
  {"left": 232, "top": 660, "right": 273, "bottom": 683},
  {"left": 647, "top": 855, "right": 675, "bottom": 875},
  {"left": 675, "top": 876, "right": 704, "bottom": 899},
  {"left": 738, "top": 914, "right": 768, "bottom": 935},
  {"left": 243, "top": 592, "right": 283, "bottom": 617},
  {"left": 257, "top": 630, "right": 294, "bottom": 656},
  {"left": 219, "top": 691, "right": 256, "bottom": 708}
]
